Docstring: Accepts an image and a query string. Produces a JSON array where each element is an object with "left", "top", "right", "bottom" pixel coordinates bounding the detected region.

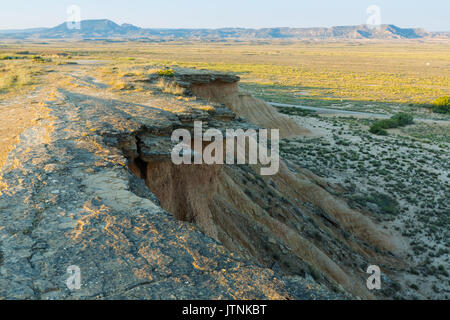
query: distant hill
[{"left": 0, "top": 19, "right": 448, "bottom": 41}]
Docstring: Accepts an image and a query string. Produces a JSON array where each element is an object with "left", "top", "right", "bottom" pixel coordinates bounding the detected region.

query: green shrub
[
  {"left": 432, "top": 96, "right": 450, "bottom": 114},
  {"left": 391, "top": 113, "right": 414, "bottom": 126},
  {"left": 410, "top": 284, "right": 419, "bottom": 290},
  {"left": 157, "top": 68, "right": 175, "bottom": 77},
  {"left": 276, "top": 106, "right": 317, "bottom": 117},
  {"left": 350, "top": 192, "right": 399, "bottom": 215},
  {"left": 369, "top": 113, "right": 414, "bottom": 135},
  {"left": 377, "top": 119, "right": 398, "bottom": 129},
  {"left": 369, "top": 123, "right": 388, "bottom": 135},
  {"left": 369, "top": 192, "right": 400, "bottom": 215},
  {"left": 0, "top": 55, "right": 23, "bottom": 60},
  {"left": 32, "top": 55, "right": 52, "bottom": 63}
]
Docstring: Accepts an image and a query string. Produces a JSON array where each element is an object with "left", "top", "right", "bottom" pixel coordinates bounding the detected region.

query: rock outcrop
[
  {"left": 0, "top": 67, "right": 402, "bottom": 300},
  {"left": 170, "top": 68, "right": 310, "bottom": 138},
  {"left": 0, "top": 87, "right": 339, "bottom": 300}
]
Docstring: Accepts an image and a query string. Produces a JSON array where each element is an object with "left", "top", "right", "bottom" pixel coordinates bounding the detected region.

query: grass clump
[
  {"left": 369, "top": 113, "right": 414, "bottom": 135},
  {"left": 156, "top": 78, "right": 185, "bottom": 95},
  {"left": 432, "top": 96, "right": 449, "bottom": 114},
  {"left": 109, "top": 80, "right": 134, "bottom": 91},
  {"left": 0, "top": 63, "right": 40, "bottom": 93}
]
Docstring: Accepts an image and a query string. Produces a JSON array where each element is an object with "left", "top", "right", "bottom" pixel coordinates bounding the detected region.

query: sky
[{"left": 0, "top": 0, "right": 449, "bottom": 31}]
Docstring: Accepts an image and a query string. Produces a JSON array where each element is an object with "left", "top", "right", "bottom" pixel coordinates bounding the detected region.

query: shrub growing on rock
[{"left": 157, "top": 68, "right": 176, "bottom": 77}]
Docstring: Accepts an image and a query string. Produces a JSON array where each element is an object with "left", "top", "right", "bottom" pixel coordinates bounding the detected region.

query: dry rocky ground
[
  {"left": 279, "top": 110, "right": 449, "bottom": 299},
  {"left": 0, "top": 59, "right": 448, "bottom": 300}
]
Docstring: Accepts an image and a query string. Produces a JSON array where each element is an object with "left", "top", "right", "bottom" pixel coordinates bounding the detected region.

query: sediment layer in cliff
[
  {"left": 122, "top": 69, "right": 404, "bottom": 299},
  {"left": 0, "top": 66, "right": 403, "bottom": 300}
]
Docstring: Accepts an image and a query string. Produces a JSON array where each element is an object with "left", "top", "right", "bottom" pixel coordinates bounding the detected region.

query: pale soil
[
  {"left": 284, "top": 113, "right": 449, "bottom": 299},
  {"left": 0, "top": 67, "right": 67, "bottom": 171},
  {"left": 0, "top": 95, "right": 39, "bottom": 170}
]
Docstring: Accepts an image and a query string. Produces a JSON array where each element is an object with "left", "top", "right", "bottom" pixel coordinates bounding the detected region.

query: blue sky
[{"left": 1, "top": 0, "right": 448, "bottom": 31}]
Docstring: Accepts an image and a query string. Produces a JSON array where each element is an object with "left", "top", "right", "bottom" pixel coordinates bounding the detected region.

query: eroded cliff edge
[{"left": 0, "top": 67, "right": 403, "bottom": 299}]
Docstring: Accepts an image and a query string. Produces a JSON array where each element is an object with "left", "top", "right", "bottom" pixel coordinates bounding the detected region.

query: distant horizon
[
  {"left": 0, "top": 18, "right": 448, "bottom": 33},
  {"left": 0, "top": 0, "right": 448, "bottom": 32}
]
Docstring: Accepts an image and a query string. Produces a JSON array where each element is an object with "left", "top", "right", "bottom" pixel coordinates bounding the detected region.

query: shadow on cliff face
[
  {"left": 123, "top": 75, "right": 405, "bottom": 299},
  {"left": 128, "top": 155, "right": 401, "bottom": 300}
]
